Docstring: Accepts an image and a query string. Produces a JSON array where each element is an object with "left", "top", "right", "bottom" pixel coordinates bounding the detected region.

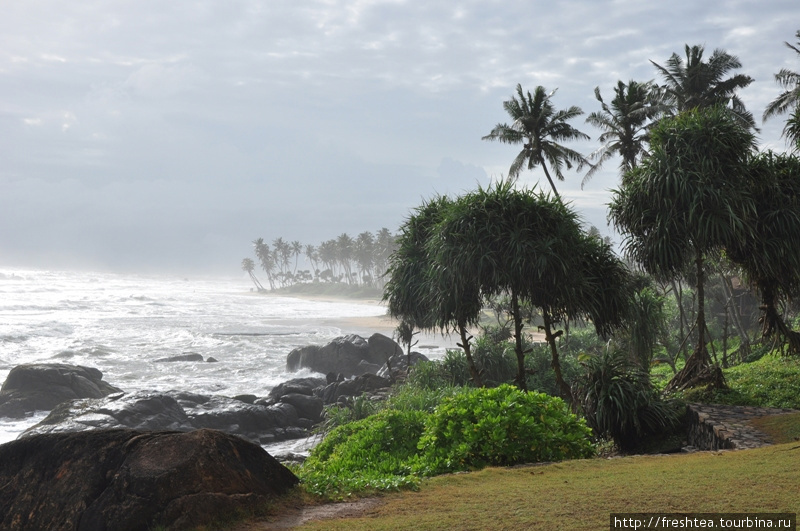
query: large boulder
[
  {"left": 0, "top": 364, "right": 123, "bottom": 418},
  {"left": 0, "top": 428, "right": 298, "bottom": 531},
  {"left": 286, "top": 333, "right": 404, "bottom": 377},
  {"left": 23, "top": 390, "right": 312, "bottom": 445}
]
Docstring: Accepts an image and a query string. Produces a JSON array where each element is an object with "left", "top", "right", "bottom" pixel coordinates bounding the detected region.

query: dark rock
[
  {"left": 279, "top": 393, "right": 324, "bottom": 422},
  {"left": 0, "top": 428, "right": 298, "bottom": 531},
  {"left": 316, "top": 373, "right": 392, "bottom": 404},
  {"left": 23, "top": 390, "right": 312, "bottom": 445},
  {"left": 154, "top": 353, "right": 204, "bottom": 363},
  {"left": 377, "top": 351, "right": 430, "bottom": 379},
  {"left": 267, "top": 377, "right": 327, "bottom": 400},
  {"left": 286, "top": 333, "right": 403, "bottom": 377},
  {"left": 206, "top": 357, "right": 219, "bottom": 363},
  {"left": 0, "top": 363, "right": 123, "bottom": 419},
  {"left": 234, "top": 394, "right": 258, "bottom": 404}
]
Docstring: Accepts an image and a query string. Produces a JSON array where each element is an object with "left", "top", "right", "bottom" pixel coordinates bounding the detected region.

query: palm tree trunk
[
  {"left": 541, "top": 310, "right": 573, "bottom": 405},
  {"left": 538, "top": 158, "right": 561, "bottom": 200}
]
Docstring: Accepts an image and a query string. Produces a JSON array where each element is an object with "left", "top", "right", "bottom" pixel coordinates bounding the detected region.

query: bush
[
  {"left": 575, "top": 349, "right": 684, "bottom": 452},
  {"left": 416, "top": 384, "right": 594, "bottom": 475},
  {"left": 299, "top": 409, "right": 428, "bottom": 497},
  {"left": 524, "top": 343, "right": 581, "bottom": 396}
]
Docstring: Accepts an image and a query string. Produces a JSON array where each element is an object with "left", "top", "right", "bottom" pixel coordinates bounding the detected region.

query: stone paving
[{"left": 686, "top": 404, "right": 798, "bottom": 450}]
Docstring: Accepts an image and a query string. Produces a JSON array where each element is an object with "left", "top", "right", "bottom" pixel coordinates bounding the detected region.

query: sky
[{"left": 1, "top": 0, "right": 798, "bottom": 275}]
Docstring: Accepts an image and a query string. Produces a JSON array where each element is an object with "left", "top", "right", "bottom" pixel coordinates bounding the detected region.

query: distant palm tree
[
  {"left": 483, "top": 84, "right": 590, "bottom": 198},
  {"left": 763, "top": 30, "right": 800, "bottom": 149},
  {"left": 651, "top": 44, "right": 756, "bottom": 130},
  {"left": 291, "top": 240, "right": 302, "bottom": 275},
  {"left": 241, "top": 258, "right": 265, "bottom": 291},
  {"left": 583, "top": 80, "right": 665, "bottom": 187}
]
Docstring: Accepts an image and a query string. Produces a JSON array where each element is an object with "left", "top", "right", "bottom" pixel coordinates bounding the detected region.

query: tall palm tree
[
  {"left": 764, "top": 31, "right": 800, "bottom": 120},
  {"left": 483, "top": 84, "right": 590, "bottom": 198},
  {"left": 651, "top": 44, "right": 756, "bottom": 130},
  {"left": 241, "top": 258, "right": 265, "bottom": 291},
  {"left": 763, "top": 31, "right": 800, "bottom": 149},
  {"left": 583, "top": 80, "right": 665, "bottom": 187}
]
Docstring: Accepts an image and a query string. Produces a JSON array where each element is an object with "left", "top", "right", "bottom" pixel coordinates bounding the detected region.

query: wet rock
[
  {"left": 267, "top": 377, "right": 327, "bottom": 401},
  {"left": 316, "top": 373, "right": 392, "bottom": 404},
  {"left": 279, "top": 393, "right": 324, "bottom": 422},
  {"left": 0, "top": 428, "right": 298, "bottom": 531},
  {"left": 286, "top": 333, "right": 404, "bottom": 377},
  {"left": 377, "top": 351, "right": 430, "bottom": 379},
  {"left": 0, "top": 363, "right": 123, "bottom": 419}
]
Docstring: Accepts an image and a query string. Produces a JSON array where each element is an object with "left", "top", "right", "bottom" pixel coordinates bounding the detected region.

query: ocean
[{"left": 0, "top": 268, "right": 454, "bottom": 448}]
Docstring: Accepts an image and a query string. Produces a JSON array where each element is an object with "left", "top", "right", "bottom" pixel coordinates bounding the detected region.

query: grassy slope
[{"left": 295, "top": 442, "right": 800, "bottom": 530}]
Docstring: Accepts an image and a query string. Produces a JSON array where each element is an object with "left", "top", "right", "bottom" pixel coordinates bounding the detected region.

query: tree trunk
[
  {"left": 458, "top": 323, "right": 484, "bottom": 387},
  {"left": 666, "top": 250, "right": 719, "bottom": 392},
  {"left": 760, "top": 284, "right": 800, "bottom": 354},
  {"left": 510, "top": 291, "right": 528, "bottom": 392},
  {"left": 542, "top": 310, "right": 573, "bottom": 405},
  {"left": 716, "top": 265, "right": 751, "bottom": 360},
  {"left": 539, "top": 158, "right": 561, "bottom": 200}
]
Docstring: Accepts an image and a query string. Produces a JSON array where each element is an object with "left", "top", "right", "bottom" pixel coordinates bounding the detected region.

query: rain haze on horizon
[{"left": 1, "top": 0, "right": 798, "bottom": 274}]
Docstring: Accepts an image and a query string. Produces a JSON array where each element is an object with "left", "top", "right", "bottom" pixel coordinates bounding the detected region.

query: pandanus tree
[
  {"left": 651, "top": 44, "right": 756, "bottom": 130},
  {"left": 727, "top": 151, "right": 800, "bottom": 353},
  {"left": 383, "top": 196, "right": 485, "bottom": 386},
  {"left": 583, "top": 80, "right": 665, "bottom": 187},
  {"left": 763, "top": 30, "right": 800, "bottom": 150},
  {"left": 609, "top": 106, "right": 757, "bottom": 391},
  {"left": 427, "top": 181, "right": 630, "bottom": 402},
  {"left": 483, "top": 84, "right": 590, "bottom": 198}
]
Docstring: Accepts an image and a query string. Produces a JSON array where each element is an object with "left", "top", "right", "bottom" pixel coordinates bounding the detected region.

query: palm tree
[
  {"left": 483, "top": 84, "right": 590, "bottom": 198},
  {"left": 764, "top": 31, "right": 800, "bottom": 119},
  {"left": 240, "top": 258, "right": 265, "bottom": 291},
  {"left": 651, "top": 44, "right": 756, "bottom": 130},
  {"left": 763, "top": 31, "right": 800, "bottom": 149},
  {"left": 583, "top": 80, "right": 665, "bottom": 187},
  {"left": 291, "top": 240, "right": 303, "bottom": 276},
  {"left": 252, "top": 238, "right": 276, "bottom": 290},
  {"left": 609, "top": 106, "right": 757, "bottom": 391}
]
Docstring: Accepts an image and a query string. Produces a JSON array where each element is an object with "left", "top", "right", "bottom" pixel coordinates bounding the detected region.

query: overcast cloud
[{"left": 1, "top": 0, "right": 797, "bottom": 274}]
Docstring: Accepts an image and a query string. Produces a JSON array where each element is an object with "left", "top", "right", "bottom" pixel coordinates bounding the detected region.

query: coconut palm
[
  {"left": 253, "top": 238, "right": 276, "bottom": 290},
  {"left": 609, "top": 106, "right": 757, "bottom": 391},
  {"left": 764, "top": 31, "right": 800, "bottom": 120},
  {"left": 651, "top": 44, "right": 755, "bottom": 130},
  {"left": 583, "top": 80, "right": 665, "bottom": 187},
  {"left": 240, "top": 258, "right": 265, "bottom": 291},
  {"left": 483, "top": 84, "right": 590, "bottom": 198}
]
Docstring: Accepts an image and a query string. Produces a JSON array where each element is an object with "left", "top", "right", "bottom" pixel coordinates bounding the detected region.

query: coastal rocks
[
  {"left": 286, "top": 333, "right": 424, "bottom": 377},
  {"left": 316, "top": 373, "right": 393, "bottom": 404},
  {"left": 153, "top": 353, "right": 205, "bottom": 363},
  {"left": 0, "top": 428, "right": 298, "bottom": 531},
  {"left": 0, "top": 363, "right": 123, "bottom": 419},
  {"left": 22, "top": 390, "right": 314, "bottom": 445}
]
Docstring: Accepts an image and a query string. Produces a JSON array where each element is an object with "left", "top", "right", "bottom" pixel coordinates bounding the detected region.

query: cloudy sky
[{"left": 1, "top": 1, "right": 797, "bottom": 274}]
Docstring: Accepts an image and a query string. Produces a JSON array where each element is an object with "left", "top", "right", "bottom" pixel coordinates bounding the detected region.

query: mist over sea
[{"left": 0, "top": 269, "right": 452, "bottom": 446}]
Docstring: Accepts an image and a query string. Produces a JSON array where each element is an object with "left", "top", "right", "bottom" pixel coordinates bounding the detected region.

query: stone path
[{"left": 686, "top": 404, "right": 798, "bottom": 450}]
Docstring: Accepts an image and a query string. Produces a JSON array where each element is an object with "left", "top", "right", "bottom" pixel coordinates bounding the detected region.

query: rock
[
  {"left": 316, "top": 373, "right": 392, "bottom": 404},
  {"left": 154, "top": 353, "right": 204, "bottom": 363},
  {"left": 206, "top": 357, "right": 219, "bottom": 363},
  {"left": 0, "top": 364, "right": 123, "bottom": 419},
  {"left": 22, "top": 390, "right": 310, "bottom": 445},
  {"left": 0, "top": 428, "right": 298, "bottom": 531},
  {"left": 279, "top": 393, "right": 324, "bottom": 422},
  {"left": 267, "top": 377, "right": 327, "bottom": 401},
  {"left": 377, "top": 351, "right": 430, "bottom": 379},
  {"left": 286, "top": 333, "right": 403, "bottom": 377}
]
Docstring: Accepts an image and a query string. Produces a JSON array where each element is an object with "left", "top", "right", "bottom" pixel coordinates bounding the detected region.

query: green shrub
[
  {"left": 575, "top": 349, "right": 684, "bottom": 452},
  {"left": 299, "top": 409, "right": 428, "bottom": 497},
  {"left": 416, "top": 384, "right": 594, "bottom": 475},
  {"left": 405, "top": 359, "right": 456, "bottom": 390},
  {"left": 384, "top": 382, "right": 460, "bottom": 414},
  {"left": 440, "top": 349, "right": 473, "bottom": 386},
  {"left": 472, "top": 332, "right": 518, "bottom": 386},
  {"left": 524, "top": 343, "right": 581, "bottom": 396},
  {"left": 314, "top": 394, "right": 380, "bottom": 436}
]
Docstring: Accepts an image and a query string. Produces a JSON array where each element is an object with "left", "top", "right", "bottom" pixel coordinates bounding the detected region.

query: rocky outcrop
[
  {"left": 153, "top": 353, "right": 206, "bottom": 363},
  {"left": 0, "top": 364, "right": 123, "bottom": 419},
  {"left": 0, "top": 428, "right": 298, "bottom": 531},
  {"left": 286, "top": 333, "right": 425, "bottom": 378},
  {"left": 23, "top": 389, "right": 313, "bottom": 445}
]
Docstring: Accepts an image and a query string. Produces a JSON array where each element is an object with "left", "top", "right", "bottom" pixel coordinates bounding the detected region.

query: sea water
[{"left": 0, "top": 268, "right": 453, "bottom": 447}]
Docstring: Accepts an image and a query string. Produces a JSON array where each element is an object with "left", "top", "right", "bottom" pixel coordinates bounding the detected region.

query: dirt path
[{"left": 229, "top": 498, "right": 383, "bottom": 530}]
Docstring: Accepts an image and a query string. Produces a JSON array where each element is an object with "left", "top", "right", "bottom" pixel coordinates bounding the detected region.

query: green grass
[
  {"left": 681, "top": 353, "right": 800, "bottom": 409},
  {"left": 750, "top": 412, "right": 800, "bottom": 443},
  {"left": 290, "top": 441, "right": 800, "bottom": 530}
]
